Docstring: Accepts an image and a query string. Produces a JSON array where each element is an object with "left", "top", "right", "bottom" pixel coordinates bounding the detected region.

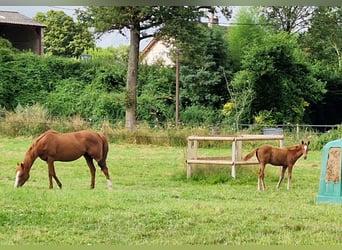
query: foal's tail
[
  {"left": 98, "top": 133, "right": 109, "bottom": 167},
  {"left": 243, "top": 148, "right": 257, "bottom": 161}
]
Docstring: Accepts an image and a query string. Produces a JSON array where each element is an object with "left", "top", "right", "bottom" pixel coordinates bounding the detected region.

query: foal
[{"left": 243, "top": 141, "right": 310, "bottom": 191}]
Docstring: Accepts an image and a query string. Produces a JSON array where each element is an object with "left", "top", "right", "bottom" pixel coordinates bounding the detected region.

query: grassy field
[{"left": 0, "top": 136, "right": 341, "bottom": 245}]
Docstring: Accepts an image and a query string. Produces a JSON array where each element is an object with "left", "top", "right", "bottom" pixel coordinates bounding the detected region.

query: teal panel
[{"left": 317, "top": 139, "right": 342, "bottom": 204}]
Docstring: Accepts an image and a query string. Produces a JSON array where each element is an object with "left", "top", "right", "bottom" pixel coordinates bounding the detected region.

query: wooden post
[
  {"left": 175, "top": 50, "right": 180, "bottom": 126},
  {"left": 231, "top": 139, "right": 236, "bottom": 179},
  {"left": 236, "top": 140, "right": 242, "bottom": 160},
  {"left": 186, "top": 139, "right": 192, "bottom": 179},
  {"left": 194, "top": 140, "right": 198, "bottom": 160}
]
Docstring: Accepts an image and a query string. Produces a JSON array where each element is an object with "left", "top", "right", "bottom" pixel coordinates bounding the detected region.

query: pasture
[{"left": 0, "top": 135, "right": 341, "bottom": 245}]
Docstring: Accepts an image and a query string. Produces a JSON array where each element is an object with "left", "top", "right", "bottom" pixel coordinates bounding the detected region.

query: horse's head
[
  {"left": 301, "top": 141, "right": 310, "bottom": 159},
  {"left": 14, "top": 163, "right": 30, "bottom": 187}
]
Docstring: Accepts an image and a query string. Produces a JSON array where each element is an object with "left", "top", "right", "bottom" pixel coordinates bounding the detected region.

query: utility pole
[{"left": 175, "top": 49, "right": 180, "bottom": 126}]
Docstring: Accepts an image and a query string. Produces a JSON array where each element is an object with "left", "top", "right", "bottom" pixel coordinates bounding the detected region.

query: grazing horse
[
  {"left": 243, "top": 141, "right": 310, "bottom": 191},
  {"left": 14, "top": 130, "right": 113, "bottom": 189}
]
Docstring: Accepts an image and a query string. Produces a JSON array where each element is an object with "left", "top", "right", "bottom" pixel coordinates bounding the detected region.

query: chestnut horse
[
  {"left": 243, "top": 141, "right": 310, "bottom": 191},
  {"left": 14, "top": 130, "right": 113, "bottom": 189}
]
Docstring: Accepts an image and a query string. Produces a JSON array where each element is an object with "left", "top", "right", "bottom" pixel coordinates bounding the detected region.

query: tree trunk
[{"left": 125, "top": 25, "right": 140, "bottom": 131}]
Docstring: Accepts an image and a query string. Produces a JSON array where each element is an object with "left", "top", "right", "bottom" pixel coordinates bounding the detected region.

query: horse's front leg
[
  {"left": 47, "top": 159, "right": 62, "bottom": 189},
  {"left": 287, "top": 165, "right": 293, "bottom": 190},
  {"left": 276, "top": 166, "right": 287, "bottom": 189}
]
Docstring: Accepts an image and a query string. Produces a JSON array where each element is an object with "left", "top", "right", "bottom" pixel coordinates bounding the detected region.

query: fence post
[
  {"left": 236, "top": 140, "right": 242, "bottom": 160},
  {"left": 231, "top": 138, "right": 236, "bottom": 179},
  {"left": 186, "top": 139, "right": 192, "bottom": 179}
]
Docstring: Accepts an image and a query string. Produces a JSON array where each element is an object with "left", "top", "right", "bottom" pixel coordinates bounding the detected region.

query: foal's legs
[
  {"left": 84, "top": 154, "right": 96, "bottom": 189},
  {"left": 258, "top": 163, "right": 266, "bottom": 191},
  {"left": 287, "top": 165, "right": 293, "bottom": 190},
  {"left": 47, "top": 159, "right": 62, "bottom": 189},
  {"left": 276, "top": 166, "right": 287, "bottom": 189}
]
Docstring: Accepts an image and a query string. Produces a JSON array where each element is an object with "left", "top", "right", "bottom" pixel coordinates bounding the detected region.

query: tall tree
[
  {"left": 259, "top": 6, "right": 316, "bottom": 33},
  {"left": 77, "top": 6, "right": 228, "bottom": 130},
  {"left": 230, "top": 32, "right": 326, "bottom": 124},
  {"left": 227, "top": 7, "right": 268, "bottom": 70},
  {"left": 302, "top": 7, "right": 342, "bottom": 71},
  {"left": 301, "top": 7, "right": 342, "bottom": 125},
  {"left": 34, "top": 10, "right": 94, "bottom": 57}
]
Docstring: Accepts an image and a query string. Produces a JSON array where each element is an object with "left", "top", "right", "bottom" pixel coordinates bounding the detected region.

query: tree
[
  {"left": 230, "top": 32, "right": 326, "bottom": 124},
  {"left": 227, "top": 7, "right": 268, "bottom": 71},
  {"left": 302, "top": 7, "right": 342, "bottom": 71},
  {"left": 180, "top": 24, "right": 230, "bottom": 111},
  {"left": 34, "top": 10, "right": 94, "bottom": 57},
  {"left": 259, "top": 6, "right": 316, "bottom": 33},
  {"left": 76, "top": 6, "right": 229, "bottom": 130},
  {"left": 301, "top": 7, "right": 342, "bottom": 125}
]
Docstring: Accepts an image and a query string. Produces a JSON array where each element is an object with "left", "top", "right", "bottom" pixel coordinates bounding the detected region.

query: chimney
[{"left": 208, "top": 12, "right": 218, "bottom": 28}]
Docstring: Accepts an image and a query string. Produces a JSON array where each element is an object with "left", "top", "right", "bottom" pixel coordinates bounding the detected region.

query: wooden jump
[{"left": 186, "top": 134, "right": 284, "bottom": 179}]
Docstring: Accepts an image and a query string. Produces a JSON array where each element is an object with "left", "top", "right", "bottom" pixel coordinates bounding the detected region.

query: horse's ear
[
  {"left": 307, "top": 141, "right": 310, "bottom": 145},
  {"left": 301, "top": 140, "right": 304, "bottom": 144}
]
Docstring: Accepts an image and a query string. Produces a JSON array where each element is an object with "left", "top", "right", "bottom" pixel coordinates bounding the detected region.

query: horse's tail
[
  {"left": 243, "top": 148, "right": 257, "bottom": 161},
  {"left": 98, "top": 133, "right": 109, "bottom": 167}
]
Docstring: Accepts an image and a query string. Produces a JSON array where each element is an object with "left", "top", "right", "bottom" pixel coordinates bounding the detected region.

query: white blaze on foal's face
[{"left": 302, "top": 141, "right": 310, "bottom": 160}]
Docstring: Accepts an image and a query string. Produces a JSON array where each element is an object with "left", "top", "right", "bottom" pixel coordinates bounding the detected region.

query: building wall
[{"left": 141, "top": 40, "right": 174, "bottom": 66}]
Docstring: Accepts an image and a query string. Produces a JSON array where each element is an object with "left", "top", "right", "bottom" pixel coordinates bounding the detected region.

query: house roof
[
  {"left": 0, "top": 10, "right": 45, "bottom": 27},
  {"left": 140, "top": 38, "right": 158, "bottom": 58}
]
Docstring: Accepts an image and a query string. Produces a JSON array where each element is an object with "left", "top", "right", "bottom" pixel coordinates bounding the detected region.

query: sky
[{"left": 0, "top": 6, "right": 131, "bottom": 48}]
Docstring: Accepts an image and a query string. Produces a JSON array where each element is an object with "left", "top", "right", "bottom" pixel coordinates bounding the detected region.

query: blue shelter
[{"left": 317, "top": 139, "right": 342, "bottom": 204}]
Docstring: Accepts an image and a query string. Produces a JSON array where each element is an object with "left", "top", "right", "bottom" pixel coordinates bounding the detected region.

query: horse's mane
[{"left": 286, "top": 145, "right": 300, "bottom": 151}]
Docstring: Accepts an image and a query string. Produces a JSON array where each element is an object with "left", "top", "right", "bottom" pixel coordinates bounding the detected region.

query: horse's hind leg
[
  {"left": 258, "top": 163, "right": 266, "bottom": 191},
  {"left": 98, "top": 161, "right": 112, "bottom": 190},
  {"left": 276, "top": 166, "right": 287, "bottom": 189},
  {"left": 84, "top": 154, "right": 96, "bottom": 189}
]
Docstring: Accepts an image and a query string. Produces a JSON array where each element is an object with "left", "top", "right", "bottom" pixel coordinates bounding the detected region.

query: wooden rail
[{"left": 186, "top": 134, "right": 284, "bottom": 179}]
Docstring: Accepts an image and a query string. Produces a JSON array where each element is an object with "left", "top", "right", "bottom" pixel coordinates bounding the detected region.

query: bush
[
  {"left": 180, "top": 105, "right": 224, "bottom": 126},
  {"left": 0, "top": 104, "right": 50, "bottom": 137},
  {"left": 313, "top": 126, "right": 342, "bottom": 150}
]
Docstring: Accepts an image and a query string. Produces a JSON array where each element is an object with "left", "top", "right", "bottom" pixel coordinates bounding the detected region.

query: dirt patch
[{"left": 326, "top": 147, "right": 341, "bottom": 182}]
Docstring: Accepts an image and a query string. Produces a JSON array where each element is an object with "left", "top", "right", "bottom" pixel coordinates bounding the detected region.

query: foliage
[
  {"left": 259, "top": 6, "right": 317, "bottom": 33},
  {"left": 314, "top": 125, "right": 342, "bottom": 150},
  {"left": 137, "top": 64, "right": 175, "bottom": 126},
  {"left": 231, "top": 32, "right": 326, "bottom": 124},
  {"left": 180, "top": 105, "right": 224, "bottom": 126},
  {"left": 301, "top": 7, "right": 342, "bottom": 71},
  {"left": 226, "top": 7, "right": 268, "bottom": 70},
  {"left": 180, "top": 25, "right": 230, "bottom": 113},
  {"left": 0, "top": 37, "right": 14, "bottom": 49},
  {"left": 34, "top": 10, "right": 95, "bottom": 57}
]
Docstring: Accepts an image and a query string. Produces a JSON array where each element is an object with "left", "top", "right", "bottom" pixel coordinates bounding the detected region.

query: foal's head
[
  {"left": 301, "top": 140, "right": 310, "bottom": 159},
  {"left": 14, "top": 163, "right": 29, "bottom": 187}
]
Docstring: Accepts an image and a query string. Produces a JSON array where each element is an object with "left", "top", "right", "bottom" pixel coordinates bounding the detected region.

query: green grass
[{"left": 0, "top": 136, "right": 341, "bottom": 245}]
